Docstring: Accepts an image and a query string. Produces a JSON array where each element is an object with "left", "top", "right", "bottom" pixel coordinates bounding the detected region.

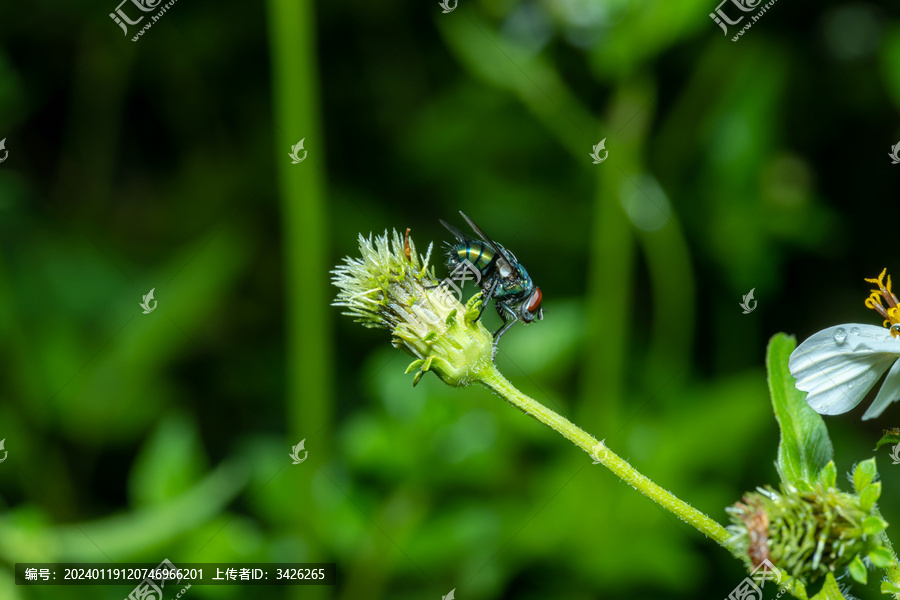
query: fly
[{"left": 439, "top": 211, "right": 543, "bottom": 345}]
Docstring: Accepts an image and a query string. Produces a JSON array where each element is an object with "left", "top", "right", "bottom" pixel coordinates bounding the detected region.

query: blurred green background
[{"left": 1, "top": 0, "right": 900, "bottom": 598}]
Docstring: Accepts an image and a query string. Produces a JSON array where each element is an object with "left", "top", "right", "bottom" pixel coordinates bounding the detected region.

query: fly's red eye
[{"left": 527, "top": 287, "right": 542, "bottom": 313}]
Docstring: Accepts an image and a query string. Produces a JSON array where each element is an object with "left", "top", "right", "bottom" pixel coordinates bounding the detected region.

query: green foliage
[
  {"left": 767, "top": 334, "right": 834, "bottom": 489},
  {"left": 854, "top": 458, "right": 879, "bottom": 495},
  {"left": 817, "top": 461, "right": 837, "bottom": 489},
  {"left": 876, "top": 430, "right": 900, "bottom": 450},
  {"left": 861, "top": 481, "right": 883, "bottom": 512},
  {"left": 850, "top": 555, "right": 869, "bottom": 585},
  {"left": 129, "top": 412, "right": 208, "bottom": 507},
  {"left": 871, "top": 547, "right": 895, "bottom": 569},
  {"left": 813, "top": 574, "right": 851, "bottom": 600},
  {"left": 1, "top": 0, "right": 899, "bottom": 597},
  {"left": 728, "top": 482, "right": 890, "bottom": 584},
  {"left": 725, "top": 334, "right": 900, "bottom": 599}
]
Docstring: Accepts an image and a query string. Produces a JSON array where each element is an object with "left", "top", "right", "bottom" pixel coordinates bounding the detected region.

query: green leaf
[
  {"left": 129, "top": 412, "right": 209, "bottom": 507},
  {"left": 849, "top": 555, "right": 868, "bottom": 584},
  {"left": 882, "top": 580, "right": 900, "bottom": 594},
  {"left": 860, "top": 481, "right": 882, "bottom": 511},
  {"left": 794, "top": 480, "right": 815, "bottom": 493},
  {"left": 853, "top": 458, "right": 878, "bottom": 494},
  {"left": 781, "top": 577, "right": 809, "bottom": 600},
  {"left": 811, "top": 573, "right": 850, "bottom": 599},
  {"left": 863, "top": 515, "right": 887, "bottom": 536},
  {"left": 817, "top": 461, "right": 837, "bottom": 489},
  {"left": 404, "top": 359, "right": 424, "bottom": 374},
  {"left": 875, "top": 429, "right": 900, "bottom": 450},
  {"left": 869, "top": 546, "right": 894, "bottom": 568},
  {"left": 767, "top": 334, "right": 835, "bottom": 487}
]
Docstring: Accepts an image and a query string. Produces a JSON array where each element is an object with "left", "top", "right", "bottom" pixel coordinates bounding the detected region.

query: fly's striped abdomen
[{"left": 452, "top": 241, "right": 496, "bottom": 273}]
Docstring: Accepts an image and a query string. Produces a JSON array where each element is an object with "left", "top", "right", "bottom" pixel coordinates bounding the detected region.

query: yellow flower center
[{"left": 864, "top": 268, "right": 900, "bottom": 338}]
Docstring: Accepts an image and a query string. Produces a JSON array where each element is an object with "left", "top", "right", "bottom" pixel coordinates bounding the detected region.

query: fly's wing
[
  {"left": 439, "top": 219, "right": 469, "bottom": 243},
  {"left": 458, "top": 211, "right": 517, "bottom": 271}
]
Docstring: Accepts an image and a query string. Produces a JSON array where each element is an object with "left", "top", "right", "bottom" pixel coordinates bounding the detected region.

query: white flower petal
[
  {"left": 844, "top": 325, "right": 900, "bottom": 353},
  {"left": 862, "top": 358, "right": 900, "bottom": 420},
  {"left": 789, "top": 324, "right": 899, "bottom": 415}
]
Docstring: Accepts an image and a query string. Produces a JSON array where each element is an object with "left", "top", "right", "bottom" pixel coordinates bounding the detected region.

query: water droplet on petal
[
  {"left": 851, "top": 327, "right": 860, "bottom": 335},
  {"left": 833, "top": 328, "right": 847, "bottom": 344},
  {"left": 848, "top": 383, "right": 854, "bottom": 389}
]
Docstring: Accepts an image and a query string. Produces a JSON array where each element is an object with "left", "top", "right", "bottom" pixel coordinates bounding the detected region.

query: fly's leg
[
  {"left": 493, "top": 302, "right": 519, "bottom": 342},
  {"left": 475, "top": 278, "right": 499, "bottom": 322}
]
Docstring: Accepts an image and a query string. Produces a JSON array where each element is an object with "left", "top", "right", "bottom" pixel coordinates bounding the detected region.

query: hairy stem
[
  {"left": 476, "top": 364, "right": 731, "bottom": 547},
  {"left": 879, "top": 527, "right": 900, "bottom": 599}
]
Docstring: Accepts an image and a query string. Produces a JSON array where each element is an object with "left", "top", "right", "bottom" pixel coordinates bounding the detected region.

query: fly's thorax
[
  {"left": 494, "top": 281, "right": 526, "bottom": 298},
  {"left": 515, "top": 263, "right": 532, "bottom": 287},
  {"left": 492, "top": 263, "right": 534, "bottom": 300}
]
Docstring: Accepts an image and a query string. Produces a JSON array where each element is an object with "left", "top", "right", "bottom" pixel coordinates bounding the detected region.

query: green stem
[
  {"left": 476, "top": 364, "right": 731, "bottom": 548},
  {"left": 266, "top": 2, "right": 331, "bottom": 600},
  {"left": 267, "top": 0, "right": 332, "bottom": 444},
  {"left": 878, "top": 527, "right": 900, "bottom": 599}
]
